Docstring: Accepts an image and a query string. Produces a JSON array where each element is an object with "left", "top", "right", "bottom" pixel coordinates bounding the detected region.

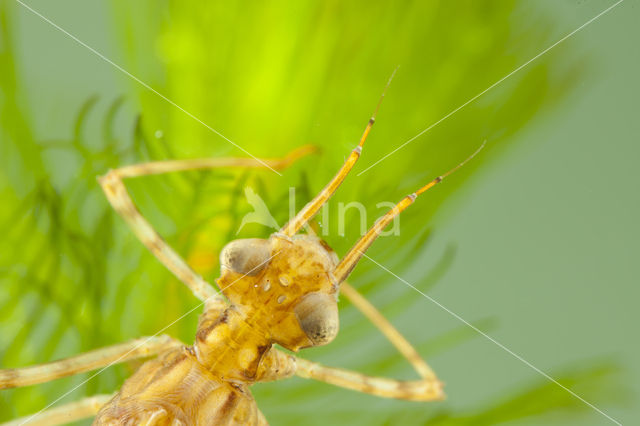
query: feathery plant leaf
[{"left": 0, "top": 1, "right": 624, "bottom": 424}]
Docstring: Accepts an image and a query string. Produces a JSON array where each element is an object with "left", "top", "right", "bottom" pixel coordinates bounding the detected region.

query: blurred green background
[{"left": 0, "top": 0, "right": 637, "bottom": 424}]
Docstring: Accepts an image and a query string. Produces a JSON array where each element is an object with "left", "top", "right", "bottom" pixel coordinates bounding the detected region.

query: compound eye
[
  {"left": 294, "top": 292, "right": 339, "bottom": 346},
  {"left": 220, "top": 239, "right": 271, "bottom": 276}
]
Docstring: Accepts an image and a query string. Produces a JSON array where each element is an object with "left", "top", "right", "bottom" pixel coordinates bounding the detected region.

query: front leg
[
  {"left": 294, "top": 357, "right": 444, "bottom": 402},
  {"left": 98, "top": 145, "right": 316, "bottom": 304},
  {"left": 267, "top": 349, "right": 443, "bottom": 401},
  {"left": 340, "top": 282, "right": 437, "bottom": 381},
  {"left": 99, "top": 170, "right": 221, "bottom": 304},
  {"left": 255, "top": 347, "right": 297, "bottom": 382}
]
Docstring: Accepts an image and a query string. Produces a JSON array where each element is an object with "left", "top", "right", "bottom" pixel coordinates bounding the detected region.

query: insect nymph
[{"left": 0, "top": 80, "right": 483, "bottom": 425}]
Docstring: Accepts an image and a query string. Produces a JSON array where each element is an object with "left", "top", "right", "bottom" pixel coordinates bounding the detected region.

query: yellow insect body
[{"left": 94, "top": 236, "right": 340, "bottom": 424}]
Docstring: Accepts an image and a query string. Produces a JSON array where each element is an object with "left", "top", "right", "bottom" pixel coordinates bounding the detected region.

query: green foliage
[{"left": 0, "top": 1, "right": 623, "bottom": 425}]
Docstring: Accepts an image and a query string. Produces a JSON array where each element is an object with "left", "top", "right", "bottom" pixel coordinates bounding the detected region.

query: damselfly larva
[{"left": 0, "top": 74, "right": 483, "bottom": 425}]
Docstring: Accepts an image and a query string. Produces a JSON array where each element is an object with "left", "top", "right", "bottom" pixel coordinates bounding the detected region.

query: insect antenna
[
  {"left": 280, "top": 67, "right": 399, "bottom": 236},
  {"left": 334, "top": 141, "right": 486, "bottom": 283}
]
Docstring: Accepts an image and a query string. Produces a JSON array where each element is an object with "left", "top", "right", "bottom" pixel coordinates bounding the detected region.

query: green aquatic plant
[{"left": 0, "top": 1, "right": 624, "bottom": 424}]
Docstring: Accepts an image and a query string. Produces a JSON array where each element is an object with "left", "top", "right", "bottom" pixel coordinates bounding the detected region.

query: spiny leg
[
  {"left": 280, "top": 69, "right": 398, "bottom": 236},
  {"left": 340, "top": 282, "right": 436, "bottom": 381},
  {"left": 0, "top": 335, "right": 181, "bottom": 389},
  {"left": 99, "top": 145, "right": 316, "bottom": 303},
  {"left": 294, "top": 357, "right": 443, "bottom": 402},
  {"left": 1, "top": 394, "right": 114, "bottom": 426},
  {"left": 334, "top": 141, "right": 485, "bottom": 282}
]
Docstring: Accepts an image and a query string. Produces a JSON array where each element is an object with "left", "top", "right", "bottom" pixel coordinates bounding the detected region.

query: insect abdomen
[{"left": 94, "top": 347, "right": 267, "bottom": 425}]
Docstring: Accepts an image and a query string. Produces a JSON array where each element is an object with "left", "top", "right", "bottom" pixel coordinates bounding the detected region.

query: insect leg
[
  {"left": 110, "top": 144, "right": 317, "bottom": 178},
  {"left": 334, "top": 142, "right": 485, "bottom": 282},
  {"left": 0, "top": 335, "right": 181, "bottom": 389},
  {"left": 99, "top": 145, "right": 316, "bottom": 302},
  {"left": 280, "top": 70, "right": 397, "bottom": 236},
  {"left": 294, "top": 357, "right": 444, "bottom": 402},
  {"left": 340, "top": 282, "right": 437, "bottom": 380},
  {"left": 255, "top": 347, "right": 297, "bottom": 382},
  {"left": 1, "top": 394, "right": 114, "bottom": 426}
]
